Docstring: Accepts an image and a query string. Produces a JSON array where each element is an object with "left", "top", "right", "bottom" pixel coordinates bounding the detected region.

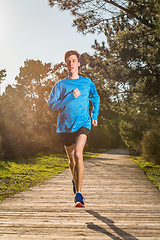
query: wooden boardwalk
[{"left": 0, "top": 149, "right": 160, "bottom": 239}]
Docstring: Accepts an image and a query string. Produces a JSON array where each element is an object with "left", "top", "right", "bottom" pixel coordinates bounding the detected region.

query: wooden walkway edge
[{"left": 0, "top": 149, "right": 160, "bottom": 239}]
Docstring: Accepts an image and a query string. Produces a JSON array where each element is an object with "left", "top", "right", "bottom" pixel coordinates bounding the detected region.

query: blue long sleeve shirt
[{"left": 48, "top": 76, "right": 100, "bottom": 133}]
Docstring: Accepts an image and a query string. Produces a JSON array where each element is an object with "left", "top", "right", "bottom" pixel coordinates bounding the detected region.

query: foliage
[
  {"left": 89, "top": 21, "right": 160, "bottom": 99},
  {"left": 118, "top": 91, "right": 160, "bottom": 154},
  {"left": 119, "top": 120, "right": 143, "bottom": 154},
  {"left": 0, "top": 69, "right": 6, "bottom": 96},
  {"left": 48, "top": 0, "right": 159, "bottom": 34},
  {"left": 15, "top": 59, "right": 55, "bottom": 130},
  {"left": 0, "top": 60, "right": 65, "bottom": 157},
  {"left": 133, "top": 157, "right": 160, "bottom": 191},
  {"left": 142, "top": 126, "right": 160, "bottom": 165},
  {"left": 0, "top": 69, "right": 6, "bottom": 84}
]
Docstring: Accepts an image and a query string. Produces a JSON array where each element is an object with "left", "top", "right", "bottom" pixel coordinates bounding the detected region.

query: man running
[{"left": 48, "top": 50, "right": 100, "bottom": 207}]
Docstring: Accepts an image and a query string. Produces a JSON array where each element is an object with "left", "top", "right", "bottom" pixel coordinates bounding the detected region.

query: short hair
[{"left": 64, "top": 50, "right": 81, "bottom": 63}]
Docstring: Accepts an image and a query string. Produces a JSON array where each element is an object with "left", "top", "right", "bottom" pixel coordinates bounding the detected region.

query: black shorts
[{"left": 59, "top": 127, "right": 90, "bottom": 146}]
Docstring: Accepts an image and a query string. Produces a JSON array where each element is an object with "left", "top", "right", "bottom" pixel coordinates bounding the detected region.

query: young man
[{"left": 48, "top": 50, "right": 100, "bottom": 207}]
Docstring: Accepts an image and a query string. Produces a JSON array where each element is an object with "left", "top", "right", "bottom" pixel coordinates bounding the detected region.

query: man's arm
[
  {"left": 48, "top": 82, "right": 79, "bottom": 111},
  {"left": 90, "top": 81, "right": 100, "bottom": 125}
]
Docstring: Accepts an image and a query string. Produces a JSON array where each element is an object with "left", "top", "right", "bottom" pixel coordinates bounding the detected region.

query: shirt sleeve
[
  {"left": 48, "top": 82, "right": 75, "bottom": 111},
  {"left": 90, "top": 81, "right": 100, "bottom": 121}
]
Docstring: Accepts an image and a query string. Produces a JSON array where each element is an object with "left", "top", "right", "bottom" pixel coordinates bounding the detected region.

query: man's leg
[
  {"left": 64, "top": 134, "right": 87, "bottom": 193},
  {"left": 74, "top": 134, "right": 87, "bottom": 192},
  {"left": 64, "top": 143, "right": 76, "bottom": 183}
]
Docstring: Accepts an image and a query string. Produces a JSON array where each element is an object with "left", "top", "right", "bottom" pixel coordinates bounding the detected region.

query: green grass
[
  {"left": 0, "top": 150, "right": 106, "bottom": 202},
  {"left": 0, "top": 153, "right": 69, "bottom": 201},
  {"left": 133, "top": 157, "right": 160, "bottom": 191}
]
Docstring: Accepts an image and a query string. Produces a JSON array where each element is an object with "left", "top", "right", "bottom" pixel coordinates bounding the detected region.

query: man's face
[{"left": 66, "top": 54, "right": 80, "bottom": 75}]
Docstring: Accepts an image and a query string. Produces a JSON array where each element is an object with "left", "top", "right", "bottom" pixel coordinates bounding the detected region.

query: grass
[
  {"left": 133, "top": 157, "right": 160, "bottom": 191},
  {"left": 0, "top": 150, "right": 106, "bottom": 202}
]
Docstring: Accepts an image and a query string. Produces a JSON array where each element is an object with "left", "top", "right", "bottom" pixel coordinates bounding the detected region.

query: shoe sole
[{"left": 74, "top": 202, "right": 85, "bottom": 208}]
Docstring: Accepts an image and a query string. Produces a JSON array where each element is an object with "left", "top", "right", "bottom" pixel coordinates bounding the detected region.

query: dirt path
[{"left": 0, "top": 149, "right": 160, "bottom": 239}]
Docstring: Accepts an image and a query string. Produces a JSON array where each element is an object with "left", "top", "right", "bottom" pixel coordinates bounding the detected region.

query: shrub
[
  {"left": 142, "top": 128, "right": 160, "bottom": 164},
  {"left": 119, "top": 120, "right": 143, "bottom": 154}
]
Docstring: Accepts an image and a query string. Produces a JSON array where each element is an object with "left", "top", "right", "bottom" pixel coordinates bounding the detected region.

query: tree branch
[{"left": 104, "top": 0, "right": 156, "bottom": 29}]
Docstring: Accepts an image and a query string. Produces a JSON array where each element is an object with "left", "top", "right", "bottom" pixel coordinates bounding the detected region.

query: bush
[
  {"left": 119, "top": 120, "right": 143, "bottom": 154},
  {"left": 142, "top": 128, "right": 160, "bottom": 164}
]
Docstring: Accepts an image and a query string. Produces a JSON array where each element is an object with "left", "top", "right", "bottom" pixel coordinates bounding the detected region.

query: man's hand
[
  {"left": 92, "top": 120, "right": 97, "bottom": 126},
  {"left": 73, "top": 88, "right": 80, "bottom": 98}
]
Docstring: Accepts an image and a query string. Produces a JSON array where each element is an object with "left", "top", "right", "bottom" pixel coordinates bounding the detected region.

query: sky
[{"left": 0, "top": 0, "right": 106, "bottom": 94}]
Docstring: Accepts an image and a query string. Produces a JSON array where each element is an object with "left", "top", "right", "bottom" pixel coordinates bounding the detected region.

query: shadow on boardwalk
[{"left": 86, "top": 210, "right": 139, "bottom": 240}]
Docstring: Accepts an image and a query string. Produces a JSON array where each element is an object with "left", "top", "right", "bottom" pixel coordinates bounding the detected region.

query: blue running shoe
[
  {"left": 74, "top": 192, "right": 85, "bottom": 208},
  {"left": 72, "top": 180, "right": 76, "bottom": 194}
]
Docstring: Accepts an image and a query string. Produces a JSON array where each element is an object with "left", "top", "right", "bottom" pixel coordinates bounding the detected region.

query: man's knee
[{"left": 74, "top": 150, "right": 83, "bottom": 162}]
